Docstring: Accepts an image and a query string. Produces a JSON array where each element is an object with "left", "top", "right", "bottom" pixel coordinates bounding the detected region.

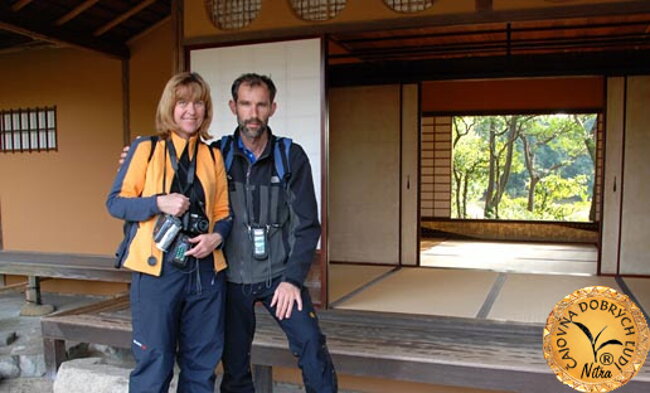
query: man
[{"left": 218, "top": 73, "right": 337, "bottom": 393}]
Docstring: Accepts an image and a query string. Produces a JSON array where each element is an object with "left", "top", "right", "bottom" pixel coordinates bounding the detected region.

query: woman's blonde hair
[{"left": 155, "top": 72, "right": 213, "bottom": 140}]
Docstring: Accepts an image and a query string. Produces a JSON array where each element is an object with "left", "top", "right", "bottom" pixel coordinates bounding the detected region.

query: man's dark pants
[{"left": 220, "top": 277, "right": 338, "bottom": 393}]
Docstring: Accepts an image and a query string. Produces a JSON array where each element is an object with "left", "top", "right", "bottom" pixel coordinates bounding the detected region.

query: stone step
[{"left": 51, "top": 357, "right": 361, "bottom": 393}]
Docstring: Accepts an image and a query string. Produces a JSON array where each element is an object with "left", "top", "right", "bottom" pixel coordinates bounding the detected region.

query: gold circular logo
[{"left": 543, "top": 286, "right": 650, "bottom": 392}]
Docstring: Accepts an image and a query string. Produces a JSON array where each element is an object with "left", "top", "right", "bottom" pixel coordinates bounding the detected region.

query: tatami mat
[
  {"left": 335, "top": 268, "right": 498, "bottom": 318},
  {"left": 328, "top": 264, "right": 395, "bottom": 303},
  {"left": 488, "top": 274, "right": 620, "bottom": 324},
  {"left": 622, "top": 277, "right": 650, "bottom": 315},
  {"left": 421, "top": 240, "right": 597, "bottom": 275}
]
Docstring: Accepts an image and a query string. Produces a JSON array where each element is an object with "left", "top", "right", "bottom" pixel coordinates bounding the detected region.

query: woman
[{"left": 107, "top": 72, "right": 230, "bottom": 393}]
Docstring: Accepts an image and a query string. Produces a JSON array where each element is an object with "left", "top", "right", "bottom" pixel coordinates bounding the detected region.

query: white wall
[
  {"left": 329, "top": 85, "right": 401, "bottom": 264},
  {"left": 620, "top": 76, "right": 650, "bottom": 275},
  {"left": 601, "top": 77, "right": 624, "bottom": 274},
  {"left": 190, "top": 38, "right": 322, "bottom": 213}
]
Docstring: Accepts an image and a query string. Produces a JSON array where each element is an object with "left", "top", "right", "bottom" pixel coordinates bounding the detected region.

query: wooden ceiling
[
  {"left": 0, "top": 0, "right": 171, "bottom": 58},
  {"left": 329, "top": 13, "right": 650, "bottom": 63},
  {"left": 327, "top": 7, "right": 650, "bottom": 85},
  {"left": 1, "top": 0, "right": 649, "bottom": 76}
]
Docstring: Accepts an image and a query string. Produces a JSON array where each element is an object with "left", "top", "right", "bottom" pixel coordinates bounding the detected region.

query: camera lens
[{"left": 197, "top": 219, "right": 209, "bottom": 233}]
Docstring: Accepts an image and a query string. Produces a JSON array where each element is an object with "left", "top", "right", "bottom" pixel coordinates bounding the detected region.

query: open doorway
[
  {"left": 418, "top": 78, "right": 603, "bottom": 276},
  {"left": 324, "top": 12, "right": 650, "bottom": 318},
  {"left": 327, "top": 77, "right": 606, "bottom": 318}
]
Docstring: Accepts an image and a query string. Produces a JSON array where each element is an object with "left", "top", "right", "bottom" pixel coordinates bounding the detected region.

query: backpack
[{"left": 217, "top": 135, "right": 292, "bottom": 185}]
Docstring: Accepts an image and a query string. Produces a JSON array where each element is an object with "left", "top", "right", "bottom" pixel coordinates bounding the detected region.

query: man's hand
[
  {"left": 156, "top": 193, "right": 190, "bottom": 217},
  {"left": 119, "top": 146, "right": 130, "bottom": 166},
  {"left": 185, "top": 233, "right": 223, "bottom": 259},
  {"left": 270, "top": 281, "right": 303, "bottom": 320}
]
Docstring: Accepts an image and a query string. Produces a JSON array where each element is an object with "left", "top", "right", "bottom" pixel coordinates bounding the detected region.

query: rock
[
  {"left": 19, "top": 302, "right": 55, "bottom": 317},
  {"left": 0, "top": 377, "right": 53, "bottom": 393},
  {"left": 53, "top": 357, "right": 130, "bottom": 393},
  {"left": 0, "top": 354, "right": 46, "bottom": 378},
  {"left": 1, "top": 331, "right": 17, "bottom": 346},
  {"left": 18, "top": 353, "right": 46, "bottom": 377},
  {"left": 52, "top": 357, "right": 178, "bottom": 393},
  {"left": 0, "top": 355, "right": 20, "bottom": 378},
  {"left": 67, "top": 342, "right": 89, "bottom": 360},
  {"left": 88, "top": 343, "right": 134, "bottom": 365}
]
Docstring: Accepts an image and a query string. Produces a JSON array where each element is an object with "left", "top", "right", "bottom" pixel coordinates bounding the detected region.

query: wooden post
[
  {"left": 25, "top": 275, "right": 41, "bottom": 304},
  {"left": 21, "top": 275, "right": 55, "bottom": 316},
  {"left": 43, "top": 338, "right": 67, "bottom": 379},
  {"left": 253, "top": 364, "right": 273, "bottom": 393},
  {"left": 122, "top": 59, "right": 130, "bottom": 146},
  {"left": 0, "top": 197, "right": 4, "bottom": 251},
  {"left": 171, "top": 0, "right": 185, "bottom": 73}
]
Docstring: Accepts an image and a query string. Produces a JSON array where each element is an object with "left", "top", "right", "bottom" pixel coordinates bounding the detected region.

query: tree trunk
[
  {"left": 520, "top": 131, "right": 537, "bottom": 213},
  {"left": 453, "top": 169, "right": 462, "bottom": 218},
  {"left": 585, "top": 125, "right": 597, "bottom": 222},
  {"left": 496, "top": 116, "right": 519, "bottom": 204},
  {"left": 485, "top": 119, "right": 497, "bottom": 218},
  {"left": 485, "top": 116, "right": 519, "bottom": 218},
  {"left": 462, "top": 175, "right": 469, "bottom": 218},
  {"left": 527, "top": 176, "right": 539, "bottom": 212}
]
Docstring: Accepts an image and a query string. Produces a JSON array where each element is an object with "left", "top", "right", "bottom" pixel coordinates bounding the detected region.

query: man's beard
[{"left": 238, "top": 118, "right": 267, "bottom": 139}]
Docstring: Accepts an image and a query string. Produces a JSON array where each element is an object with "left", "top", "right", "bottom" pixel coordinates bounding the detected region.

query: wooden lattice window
[
  {"left": 1, "top": 106, "right": 57, "bottom": 152},
  {"left": 384, "top": 0, "right": 433, "bottom": 13},
  {"left": 204, "top": 0, "right": 261, "bottom": 30},
  {"left": 289, "top": 0, "right": 346, "bottom": 21},
  {"left": 420, "top": 115, "right": 452, "bottom": 218}
]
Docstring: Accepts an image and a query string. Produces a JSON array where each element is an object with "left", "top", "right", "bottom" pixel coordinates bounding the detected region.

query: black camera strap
[{"left": 164, "top": 138, "right": 199, "bottom": 197}]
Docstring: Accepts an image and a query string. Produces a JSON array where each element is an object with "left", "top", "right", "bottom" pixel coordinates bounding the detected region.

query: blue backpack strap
[
  {"left": 273, "top": 137, "right": 292, "bottom": 184},
  {"left": 218, "top": 135, "right": 234, "bottom": 173}
]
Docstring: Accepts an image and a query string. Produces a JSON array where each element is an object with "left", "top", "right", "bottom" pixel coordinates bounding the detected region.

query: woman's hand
[
  {"left": 156, "top": 193, "right": 190, "bottom": 217},
  {"left": 184, "top": 233, "right": 223, "bottom": 259}
]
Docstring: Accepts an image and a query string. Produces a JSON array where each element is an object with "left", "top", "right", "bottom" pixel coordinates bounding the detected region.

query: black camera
[
  {"left": 187, "top": 212, "right": 209, "bottom": 236},
  {"left": 169, "top": 211, "right": 209, "bottom": 269}
]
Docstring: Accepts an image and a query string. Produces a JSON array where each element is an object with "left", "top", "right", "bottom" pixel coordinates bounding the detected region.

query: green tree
[
  {"left": 450, "top": 113, "right": 597, "bottom": 222},
  {"left": 452, "top": 117, "right": 487, "bottom": 218},
  {"left": 481, "top": 115, "right": 530, "bottom": 218},
  {"left": 572, "top": 114, "right": 598, "bottom": 220},
  {"left": 519, "top": 115, "right": 594, "bottom": 216}
]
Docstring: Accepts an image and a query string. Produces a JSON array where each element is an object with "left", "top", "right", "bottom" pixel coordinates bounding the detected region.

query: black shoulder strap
[{"left": 147, "top": 135, "right": 159, "bottom": 163}]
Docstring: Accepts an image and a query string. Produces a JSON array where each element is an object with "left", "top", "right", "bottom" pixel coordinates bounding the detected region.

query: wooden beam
[
  {"left": 328, "top": 50, "right": 650, "bottom": 87},
  {"left": 0, "top": 3, "right": 129, "bottom": 59},
  {"left": 185, "top": 0, "right": 650, "bottom": 47},
  {"left": 0, "top": 281, "right": 26, "bottom": 294},
  {"left": 94, "top": 0, "right": 156, "bottom": 37},
  {"left": 0, "top": 251, "right": 131, "bottom": 282},
  {"left": 0, "top": 40, "right": 56, "bottom": 55},
  {"left": 172, "top": 0, "right": 184, "bottom": 72},
  {"left": 54, "top": 0, "right": 100, "bottom": 26},
  {"left": 11, "top": 0, "right": 33, "bottom": 12}
]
